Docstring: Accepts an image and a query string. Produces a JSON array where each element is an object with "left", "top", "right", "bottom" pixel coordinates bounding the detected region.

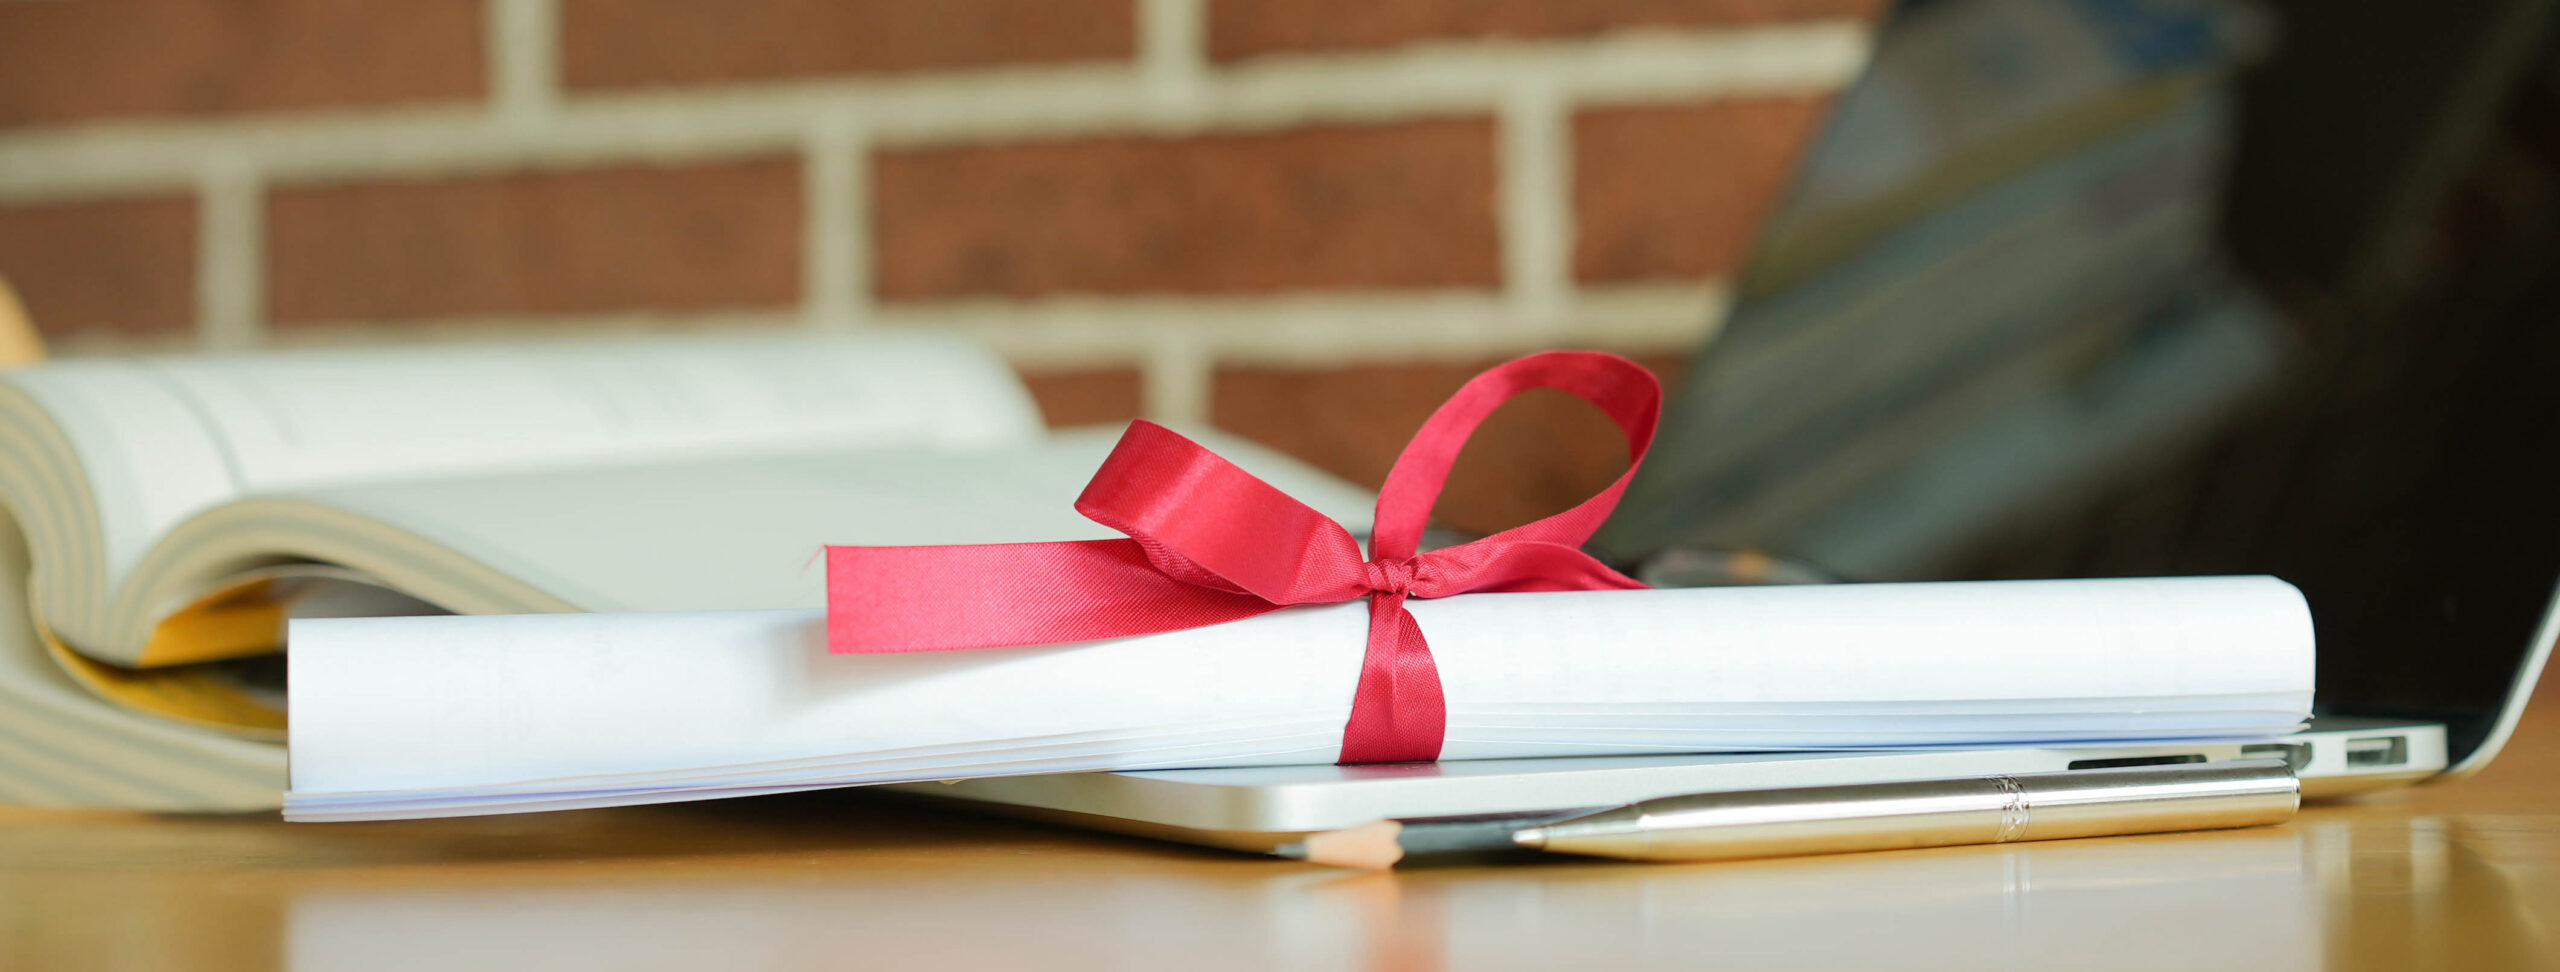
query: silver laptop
[{"left": 893, "top": 597, "right": 2547, "bottom": 848}]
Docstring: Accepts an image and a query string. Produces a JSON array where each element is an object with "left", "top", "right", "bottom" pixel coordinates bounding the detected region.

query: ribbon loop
[
  {"left": 827, "top": 351, "right": 1662, "bottom": 764},
  {"left": 1370, "top": 352, "right": 1663, "bottom": 563},
  {"left": 1073, "top": 420, "right": 1369, "bottom": 603}
]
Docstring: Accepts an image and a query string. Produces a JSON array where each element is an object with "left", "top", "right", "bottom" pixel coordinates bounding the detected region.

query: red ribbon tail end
[{"left": 1336, "top": 593, "right": 1446, "bottom": 764}]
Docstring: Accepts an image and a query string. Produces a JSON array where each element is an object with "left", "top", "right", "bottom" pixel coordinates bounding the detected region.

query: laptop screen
[{"left": 1596, "top": 0, "right": 2559, "bottom": 766}]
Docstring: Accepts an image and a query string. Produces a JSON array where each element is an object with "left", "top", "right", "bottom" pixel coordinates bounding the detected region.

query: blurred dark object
[
  {"left": 1636, "top": 547, "right": 1839, "bottom": 588},
  {"left": 1973, "top": 7, "right": 2560, "bottom": 759},
  {"left": 1593, "top": 0, "right": 2560, "bottom": 759},
  {"left": 2226, "top": 0, "right": 2560, "bottom": 306},
  {"left": 1601, "top": 0, "right": 2276, "bottom": 577}
]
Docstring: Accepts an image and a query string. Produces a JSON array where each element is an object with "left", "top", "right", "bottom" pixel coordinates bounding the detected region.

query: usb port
[
  {"left": 2345, "top": 736, "right": 2408, "bottom": 768},
  {"left": 2241, "top": 742, "right": 2309, "bottom": 771}
]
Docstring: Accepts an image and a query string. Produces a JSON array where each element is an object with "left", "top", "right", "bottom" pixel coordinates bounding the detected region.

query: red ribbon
[{"left": 826, "top": 351, "right": 1661, "bottom": 763}]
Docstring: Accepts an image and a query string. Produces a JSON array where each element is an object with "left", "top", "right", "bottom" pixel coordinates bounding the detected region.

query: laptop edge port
[
  {"left": 2240, "top": 742, "right": 2310, "bottom": 771},
  {"left": 2345, "top": 736, "right": 2409, "bottom": 768},
  {"left": 2066, "top": 754, "right": 2207, "bottom": 770}
]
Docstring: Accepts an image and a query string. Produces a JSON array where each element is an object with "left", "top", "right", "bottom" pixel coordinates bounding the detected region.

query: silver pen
[
  {"left": 1515, "top": 759, "right": 2299, "bottom": 861},
  {"left": 1279, "top": 760, "right": 2299, "bottom": 868}
]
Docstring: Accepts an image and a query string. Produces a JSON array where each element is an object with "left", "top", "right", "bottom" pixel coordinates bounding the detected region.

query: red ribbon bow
[{"left": 826, "top": 351, "right": 1661, "bottom": 763}]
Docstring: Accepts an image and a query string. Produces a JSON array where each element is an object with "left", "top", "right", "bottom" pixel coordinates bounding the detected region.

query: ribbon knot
[
  {"left": 827, "top": 351, "right": 1662, "bottom": 764},
  {"left": 1364, "top": 559, "right": 1418, "bottom": 597}
]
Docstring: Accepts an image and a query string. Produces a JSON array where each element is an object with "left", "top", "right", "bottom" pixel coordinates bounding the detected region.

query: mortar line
[
  {"left": 195, "top": 158, "right": 264, "bottom": 350},
  {"left": 1142, "top": 338, "right": 1211, "bottom": 426},
  {"left": 1500, "top": 81, "right": 1572, "bottom": 329},
  {"left": 490, "top": 0, "right": 562, "bottom": 132},
  {"left": 241, "top": 284, "right": 1723, "bottom": 366},
  {"left": 1139, "top": 0, "right": 1208, "bottom": 109},
  {"left": 802, "top": 116, "right": 867, "bottom": 329}
]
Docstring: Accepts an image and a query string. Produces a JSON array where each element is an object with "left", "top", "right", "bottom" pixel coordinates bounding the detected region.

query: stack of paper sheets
[{"left": 284, "top": 576, "right": 2314, "bottom": 820}]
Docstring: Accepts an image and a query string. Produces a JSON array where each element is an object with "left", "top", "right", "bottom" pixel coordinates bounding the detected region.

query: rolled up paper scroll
[{"left": 285, "top": 575, "right": 2312, "bottom": 821}]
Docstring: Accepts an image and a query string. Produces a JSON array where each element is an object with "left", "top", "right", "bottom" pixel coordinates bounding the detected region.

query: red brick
[
  {"left": 267, "top": 159, "right": 801, "bottom": 325},
  {"left": 875, "top": 120, "right": 1501, "bottom": 301},
  {"left": 0, "top": 0, "right": 480, "bottom": 127},
  {"left": 561, "top": 0, "right": 1133, "bottom": 91},
  {"left": 0, "top": 196, "right": 195, "bottom": 338},
  {"left": 1575, "top": 98, "right": 1831, "bottom": 283},
  {"left": 1209, "top": 0, "right": 1888, "bottom": 61},
  {"left": 1021, "top": 367, "right": 1146, "bottom": 427},
  {"left": 1212, "top": 355, "right": 1686, "bottom": 536}
]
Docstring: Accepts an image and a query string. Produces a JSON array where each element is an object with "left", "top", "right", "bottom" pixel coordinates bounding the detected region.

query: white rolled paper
[{"left": 285, "top": 576, "right": 2313, "bottom": 820}]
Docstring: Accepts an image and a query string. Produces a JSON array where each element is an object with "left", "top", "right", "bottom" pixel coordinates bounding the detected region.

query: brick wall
[{"left": 0, "top": 0, "right": 1880, "bottom": 534}]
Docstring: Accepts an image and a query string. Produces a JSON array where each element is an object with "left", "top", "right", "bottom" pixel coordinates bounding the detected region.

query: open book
[{"left": 0, "top": 333, "right": 1373, "bottom": 810}]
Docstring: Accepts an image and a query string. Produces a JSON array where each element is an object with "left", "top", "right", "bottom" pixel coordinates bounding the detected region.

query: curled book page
[{"left": 284, "top": 576, "right": 2313, "bottom": 820}]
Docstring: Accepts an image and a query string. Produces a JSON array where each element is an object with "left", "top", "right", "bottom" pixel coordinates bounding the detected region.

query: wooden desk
[{"left": 8, "top": 679, "right": 2554, "bottom": 971}]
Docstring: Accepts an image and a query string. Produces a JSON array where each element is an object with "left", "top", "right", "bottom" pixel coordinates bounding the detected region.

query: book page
[
  {"left": 7, "top": 332, "right": 1041, "bottom": 611},
  {"left": 232, "top": 426, "right": 1379, "bottom": 616},
  {"left": 135, "top": 332, "right": 1041, "bottom": 490}
]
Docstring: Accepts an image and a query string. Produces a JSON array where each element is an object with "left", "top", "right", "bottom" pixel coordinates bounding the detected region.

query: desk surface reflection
[{"left": 7, "top": 681, "right": 2555, "bottom": 971}]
